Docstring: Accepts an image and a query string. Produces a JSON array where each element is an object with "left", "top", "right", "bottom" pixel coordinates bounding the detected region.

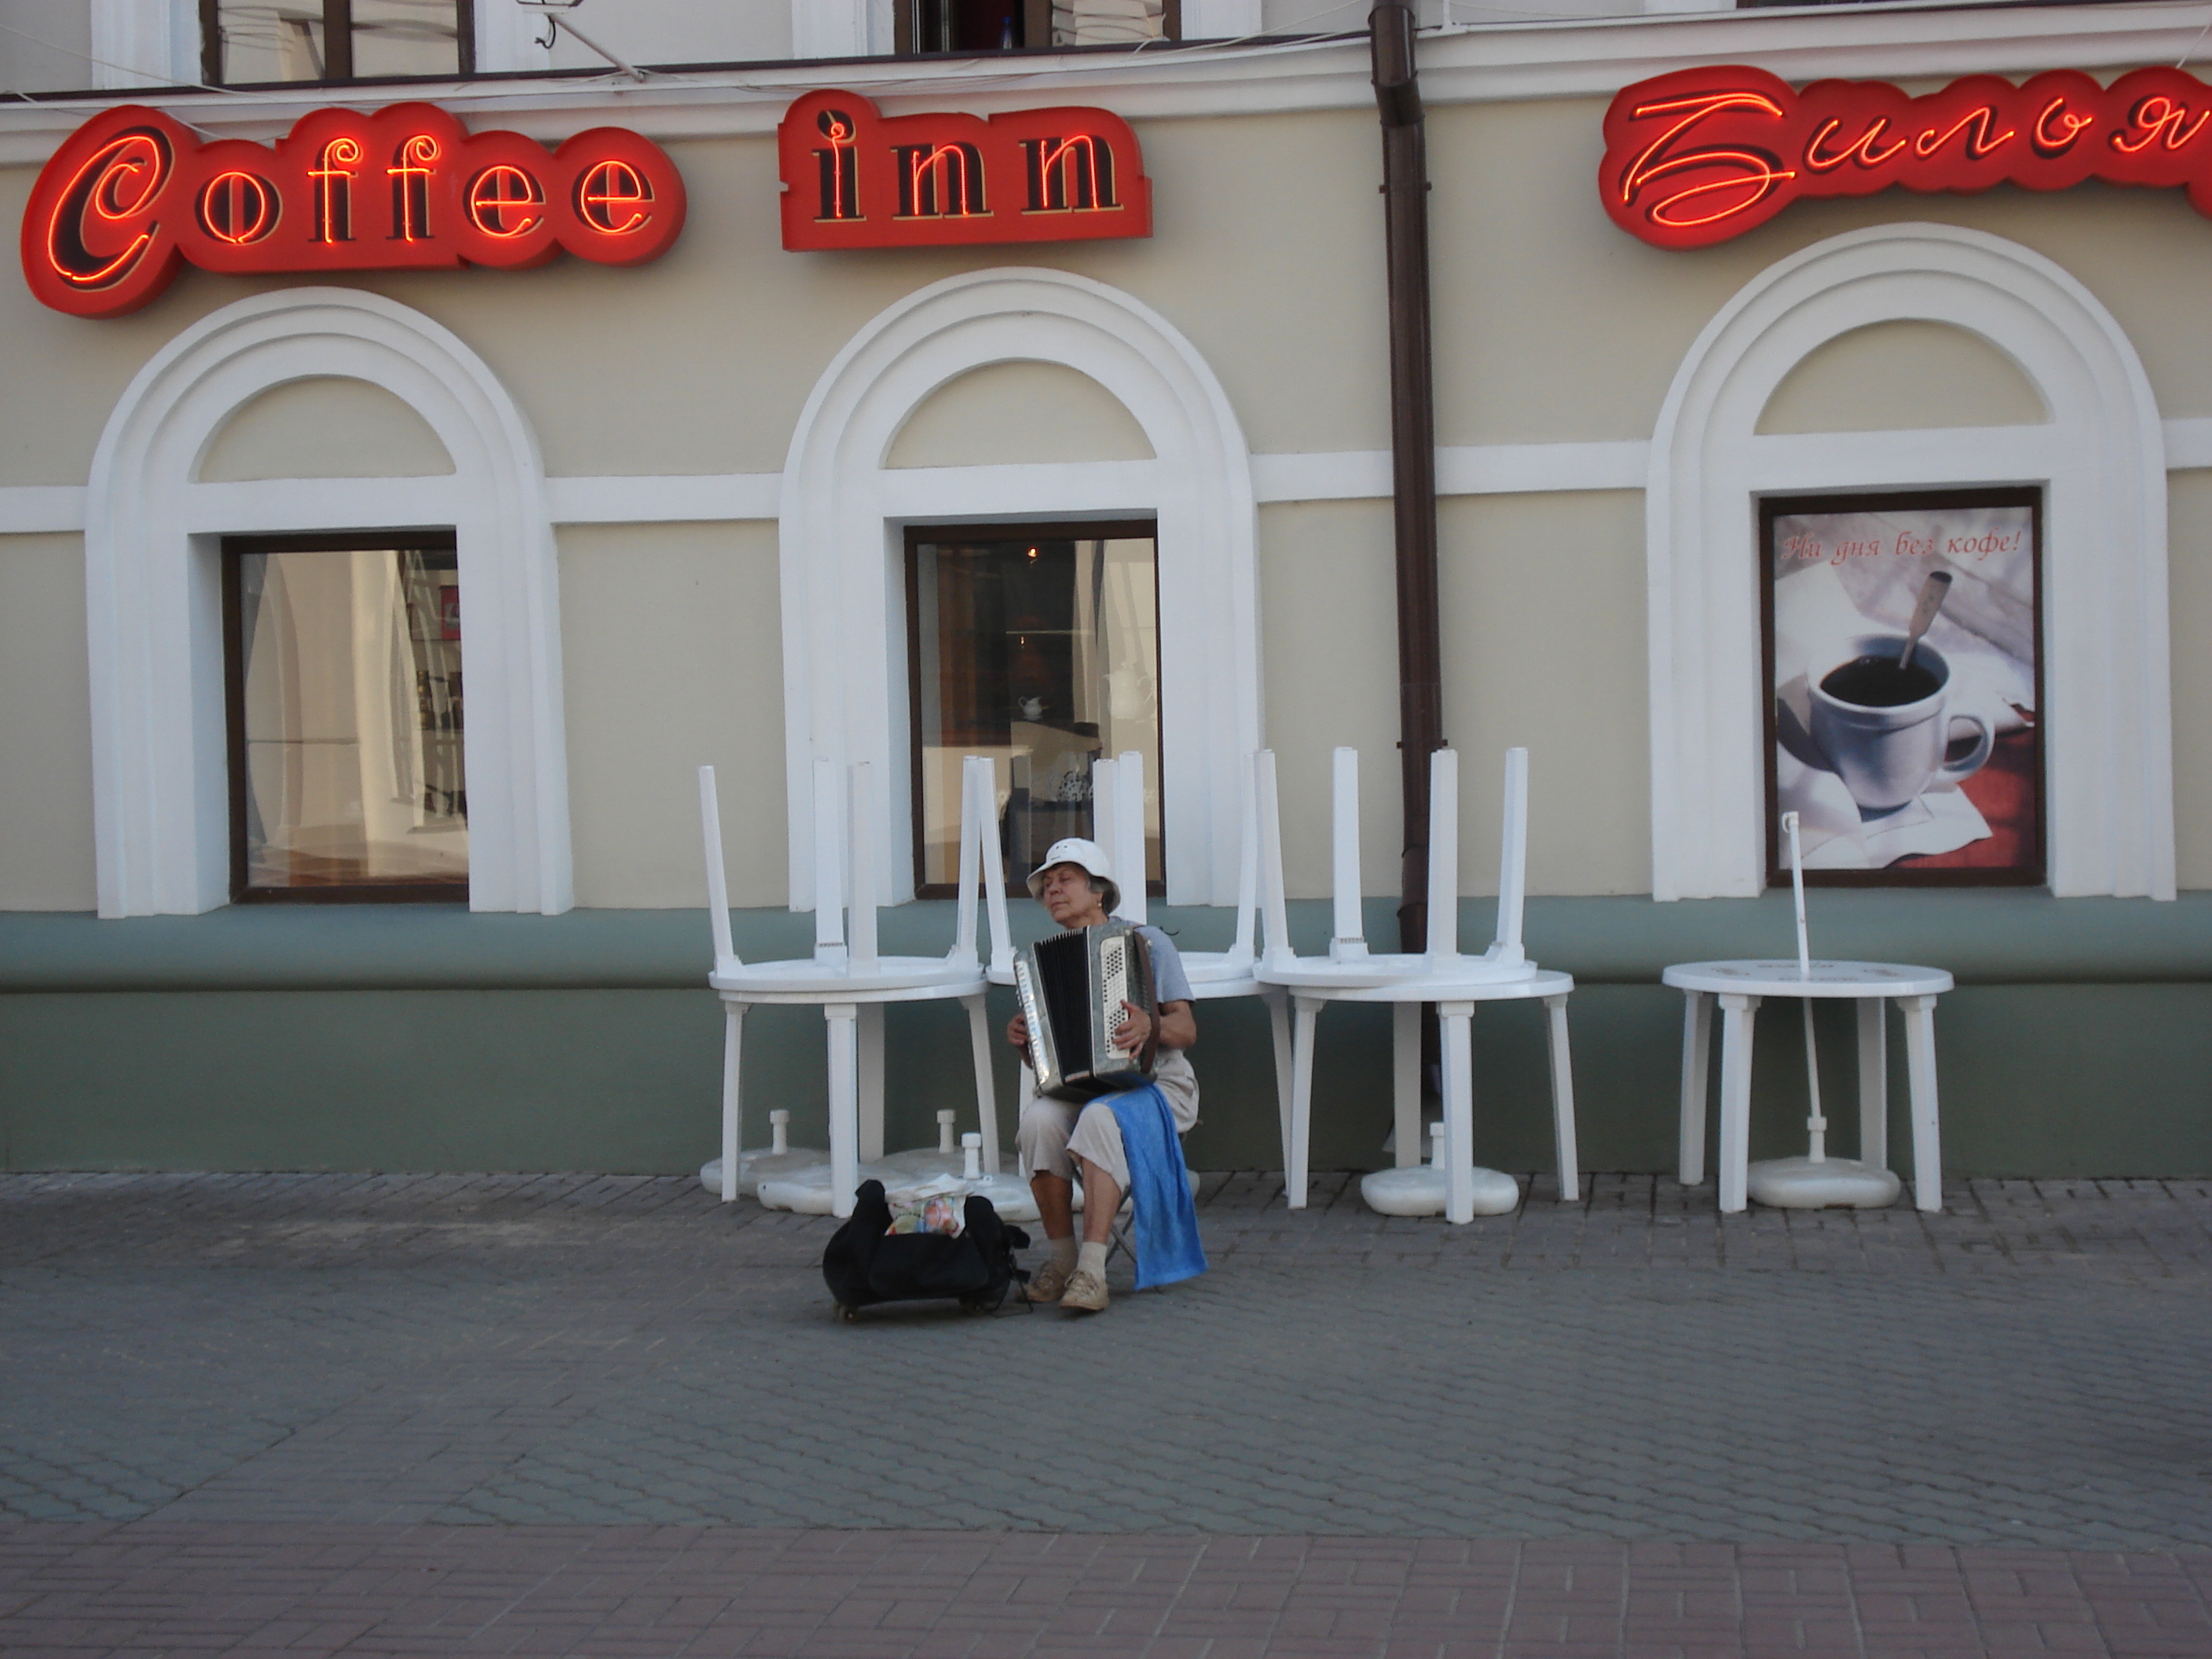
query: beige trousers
[{"left": 1016, "top": 1049, "right": 1199, "bottom": 1192}]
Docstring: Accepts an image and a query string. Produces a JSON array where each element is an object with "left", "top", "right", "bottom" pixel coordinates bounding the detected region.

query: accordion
[{"left": 1013, "top": 921, "right": 1159, "bottom": 1102}]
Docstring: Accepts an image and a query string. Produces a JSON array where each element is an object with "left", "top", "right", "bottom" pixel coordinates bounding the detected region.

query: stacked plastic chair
[
  {"left": 1254, "top": 745, "right": 1580, "bottom": 1224},
  {"left": 698, "top": 755, "right": 1004, "bottom": 1219}
]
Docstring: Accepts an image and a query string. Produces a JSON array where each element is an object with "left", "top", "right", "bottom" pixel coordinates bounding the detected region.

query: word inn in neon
[
  {"left": 24, "top": 102, "right": 686, "bottom": 318},
  {"left": 1601, "top": 64, "right": 2212, "bottom": 250},
  {"left": 778, "top": 90, "right": 1152, "bottom": 251}
]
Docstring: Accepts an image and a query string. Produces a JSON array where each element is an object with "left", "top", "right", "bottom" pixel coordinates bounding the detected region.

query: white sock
[
  {"left": 1051, "top": 1236, "right": 1078, "bottom": 1270},
  {"left": 1076, "top": 1240, "right": 1109, "bottom": 1280}
]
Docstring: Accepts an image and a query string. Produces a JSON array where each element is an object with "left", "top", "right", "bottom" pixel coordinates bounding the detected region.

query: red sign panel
[
  {"left": 24, "top": 102, "right": 686, "bottom": 317},
  {"left": 1602, "top": 64, "right": 2212, "bottom": 250},
  {"left": 778, "top": 90, "right": 1150, "bottom": 251}
]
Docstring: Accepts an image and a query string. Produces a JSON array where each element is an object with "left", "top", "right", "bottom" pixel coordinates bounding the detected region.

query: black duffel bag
[{"left": 822, "top": 1179, "right": 1030, "bottom": 1320}]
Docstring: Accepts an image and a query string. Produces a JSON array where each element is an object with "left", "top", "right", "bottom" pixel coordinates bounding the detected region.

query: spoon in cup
[{"left": 1897, "top": 569, "right": 1954, "bottom": 672}]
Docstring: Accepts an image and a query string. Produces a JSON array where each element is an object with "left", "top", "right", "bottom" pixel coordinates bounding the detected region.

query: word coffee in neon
[{"left": 25, "top": 102, "right": 686, "bottom": 318}]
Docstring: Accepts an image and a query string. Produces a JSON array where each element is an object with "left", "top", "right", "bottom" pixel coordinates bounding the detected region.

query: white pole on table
[
  {"left": 1331, "top": 747, "right": 1367, "bottom": 961},
  {"left": 812, "top": 758, "right": 845, "bottom": 965},
  {"left": 950, "top": 756, "right": 982, "bottom": 968},
  {"left": 1425, "top": 747, "right": 1459, "bottom": 964},
  {"left": 1783, "top": 810, "right": 1826, "bottom": 1164},
  {"left": 698, "top": 766, "right": 738, "bottom": 971},
  {"left": 1115, "top": 749, "right": 1148, "bottom": 925},
  {"left": 1493, "top": 746, "right": 1527, "bottom": 967},
  {"left": 1257, "top": 750, "right": 1294, "bottom": 972},
  {"left": 848, "top": 760, "right": 878, "bottom": 972},
  {"left": 1230, "top": 754, "right": 1260, "bottom": 963},
  {"left": 976, "top": 756, "right": 1014, "bottom": 978},
  {"left": 1092, "top": 753, "right": 1120, "bottom": 899}
]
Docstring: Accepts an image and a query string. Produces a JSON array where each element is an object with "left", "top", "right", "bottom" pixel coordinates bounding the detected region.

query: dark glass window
[
  {"left": 896, "top": 0, "right": 1176, "bottom": 53},
  {"left": 203, "top": 0, "right": 473, "bottom": 85},
  {"left": 908, "top": 522, "right": 1161, "bottom": 897},
  {"left": 224, "top": 533, "right": 467, "bottom": 902}
]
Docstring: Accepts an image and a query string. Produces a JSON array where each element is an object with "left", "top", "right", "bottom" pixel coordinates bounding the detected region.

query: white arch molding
[
  {"left": 780, "top": 266, "right": 1259, "bottom": 909},
  {"left": 1647, "top": 223, "right": 2174, "bottom": 902},
  {"left": 86, "top": 287, "right": 572, "bottom": 917}
]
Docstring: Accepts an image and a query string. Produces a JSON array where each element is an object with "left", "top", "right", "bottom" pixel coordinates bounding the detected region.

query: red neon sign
[
  {"left": 1602, "top": 65, "right": 2212, "bottom": 249},
  {"left": 777, "top": 90, "right": 1151, "bottom": 251},
  {"left": 23, "top": 102, "right": 686, "bottom": 318}
]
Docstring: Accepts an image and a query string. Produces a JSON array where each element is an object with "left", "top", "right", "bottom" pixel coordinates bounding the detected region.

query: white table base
[{"left": 715, "top": 981, "right": 998, "bottom": 1219}]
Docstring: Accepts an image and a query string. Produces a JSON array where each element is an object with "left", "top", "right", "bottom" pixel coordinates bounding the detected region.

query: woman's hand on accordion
[
  {"left": 1005, "top": 1011, "right": 1029, "bottom": 1053},
  {"left": 1112, "top": 1000, "right": 1152, "bottom": 1054}
]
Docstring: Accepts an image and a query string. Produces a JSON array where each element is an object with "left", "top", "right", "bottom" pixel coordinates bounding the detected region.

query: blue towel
[{"left": 1104, "top": 1083, "right": 1208, "bottom": 1291}]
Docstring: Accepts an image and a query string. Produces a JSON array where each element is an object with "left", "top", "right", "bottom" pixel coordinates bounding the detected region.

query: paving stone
[{"left": 3, "top": 1175, "right": 2211, "bottom": 1654}]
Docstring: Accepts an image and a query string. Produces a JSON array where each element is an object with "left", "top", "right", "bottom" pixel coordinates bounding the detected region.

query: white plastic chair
[
  {"left": 699, "top": 755, "right": 1002, "bottom": 1218},
  {"left": 1254, "top": 746, "right": 1580, "bottom": 1223}
]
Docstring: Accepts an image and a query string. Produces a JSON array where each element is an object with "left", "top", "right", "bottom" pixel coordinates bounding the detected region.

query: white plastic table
[
  {"left": 1281, "top": 968, "right": 1578, "bottom": 1224},
  {"left": 1662, "top": 959, "right": 1954, "bottom": 1214},
  {"left": 710, "top": 969, "right": 995, "bottom": 1217}
]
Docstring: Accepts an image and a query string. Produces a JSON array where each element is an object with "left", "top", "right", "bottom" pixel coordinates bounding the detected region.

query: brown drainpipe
[{"left": 1372, "top": 0, "right": 1445, "bottom": 955}]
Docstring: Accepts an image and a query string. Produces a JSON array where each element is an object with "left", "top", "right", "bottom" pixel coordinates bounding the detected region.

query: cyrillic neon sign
[
  {"left": 1602, "top": 65, "right": 2212, "bottom": 250},
  {"left": 23, "top": 102, "right": 686, "bottom": 318},
  {"left": 777, "top": 90, "right": 1151, "bottom": 251}
]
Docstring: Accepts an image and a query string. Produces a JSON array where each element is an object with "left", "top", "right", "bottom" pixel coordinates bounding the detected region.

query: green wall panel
[{"left": 4, "top": 980, "right": 2207, "bottom": 1177}]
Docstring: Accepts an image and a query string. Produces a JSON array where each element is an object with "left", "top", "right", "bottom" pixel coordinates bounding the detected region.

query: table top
[
  {"left": 712, "top": 957, "right": 987, "bottom": 1005},
  {"left": 1661, "top": 959, "right": 1954, "bottom": 998},
  {"left": 1283, "top": 968, "right": 1575, "bottom": 1005}
]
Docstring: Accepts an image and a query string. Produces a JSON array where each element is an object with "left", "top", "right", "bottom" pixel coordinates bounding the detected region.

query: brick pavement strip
[{"left": 3, "top": 1174, "right": 2211, "bottom": 1655}]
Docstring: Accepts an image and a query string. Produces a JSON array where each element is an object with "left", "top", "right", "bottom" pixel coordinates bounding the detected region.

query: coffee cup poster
[{"left": 1762, "top": 491, "right": 2042, "bottom": 884}]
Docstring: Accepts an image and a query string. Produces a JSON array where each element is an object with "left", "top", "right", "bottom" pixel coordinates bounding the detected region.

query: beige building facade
[{"left": 2, "top": 2, "right": 2207, "bottom": 1177}]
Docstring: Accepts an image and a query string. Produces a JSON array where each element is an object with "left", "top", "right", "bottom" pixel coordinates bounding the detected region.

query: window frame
[
  {"left": 893, "top": 0, "right": 1178, "bottom": 53},
  {"left": 903, "top": 517, "right": 1165, "bottom": 901},
  {"left": 222, "top": 527, "right": 471, "bottom": 906},
  {"left": 201, "top": 0, "right": 477, "bottom": 87},
  {"left": 1757, "top": 485, "right": 2046, "bottom": 890}
]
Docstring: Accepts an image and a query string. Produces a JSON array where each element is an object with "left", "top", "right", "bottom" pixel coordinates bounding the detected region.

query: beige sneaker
[
  {"left": 1058, "top": 1268, "right": 1109, "bottom": 1313},
  {"left": 1024, "top": 1258, "right": 1073, "bottom": 1303}
]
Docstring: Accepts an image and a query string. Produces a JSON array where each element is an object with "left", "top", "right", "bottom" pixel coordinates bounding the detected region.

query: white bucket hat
[{"left": 1026, "top": 837, "right": 1119, "bottom": 914}]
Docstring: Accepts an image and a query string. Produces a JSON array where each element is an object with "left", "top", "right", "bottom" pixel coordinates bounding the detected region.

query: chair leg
[
  {"left": 1899, "top": 994, "right": 1943, "bottom": 1214},
  {"left": 1262, "top": 986, "right": 1294, "bottom": 1177},
  {"left": 1544, "top": 994, "right": 1579, "bottom": 1204},
  {"left": 719, "top": 1002, "right": 745, "bottom": 1204},
  {"left": 1679, "top": 990, "right": 1711, "bottom": 1187},
  {"left": 856, "top": 1002, "right": 885, "bottom": 1163},
  {"left": 1438, "top": 1002, "right": 1475, "bottom": 1225},
  {"left": 961, "top": 992, "right": 1001, "bottom": 1174},
  {"left": 826, "top": 1001, "right": 860, "bottom": 1219},
  {"left": 1716, "top": 993, "right": 1760, "bottom": 1214},
  {"left": 1393, "top": 1001, "right": 1422, "bottom": 1169},
  {"left": 1287, "top": 996, "right": 1322, "bottom": 1209},
  {"left": 1856, "top": 996, "right": 1888, "bottom": 1173}
]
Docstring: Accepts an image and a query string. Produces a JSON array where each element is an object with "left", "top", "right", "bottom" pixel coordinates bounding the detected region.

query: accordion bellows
[{"left": 1014, "top": 921, "right": 1159, "bottom": 1101}]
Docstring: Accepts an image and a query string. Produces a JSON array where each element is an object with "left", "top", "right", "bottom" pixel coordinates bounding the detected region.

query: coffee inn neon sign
[
  {"left": 778, "top": 90, "right": 1150, "bottom": 251},
  {"left": 1603, "top": 64, "right": 2212, "bottom": 250},
  {"left": 24, "top": 102, "right": 685, "bottom": 317}
]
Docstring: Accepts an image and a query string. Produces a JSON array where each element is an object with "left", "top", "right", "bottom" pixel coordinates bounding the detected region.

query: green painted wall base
[{"left": 3, "top": 894, "right": 2208, "bottom": 1177}]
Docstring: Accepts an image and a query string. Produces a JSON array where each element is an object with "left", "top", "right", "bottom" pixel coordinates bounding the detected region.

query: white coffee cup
[{"left": 1808, "top": 632, "right": 1993, "bottom": 815}]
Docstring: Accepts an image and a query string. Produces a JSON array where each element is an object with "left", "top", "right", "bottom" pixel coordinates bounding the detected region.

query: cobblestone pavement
[{"left": 2, "top": 1172, "right": 2210, "bottom": 1655}]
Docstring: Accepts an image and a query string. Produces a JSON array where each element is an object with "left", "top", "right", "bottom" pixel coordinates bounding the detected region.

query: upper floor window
[
  {"left": 202, "top": 0, "right": 474, "bottom": 85},
  {"left": 225, "top": 533, "right": 468, "bottom": 903},
  {"left": 897, "top": 0, "right": 1176, "bottom": 53}
]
